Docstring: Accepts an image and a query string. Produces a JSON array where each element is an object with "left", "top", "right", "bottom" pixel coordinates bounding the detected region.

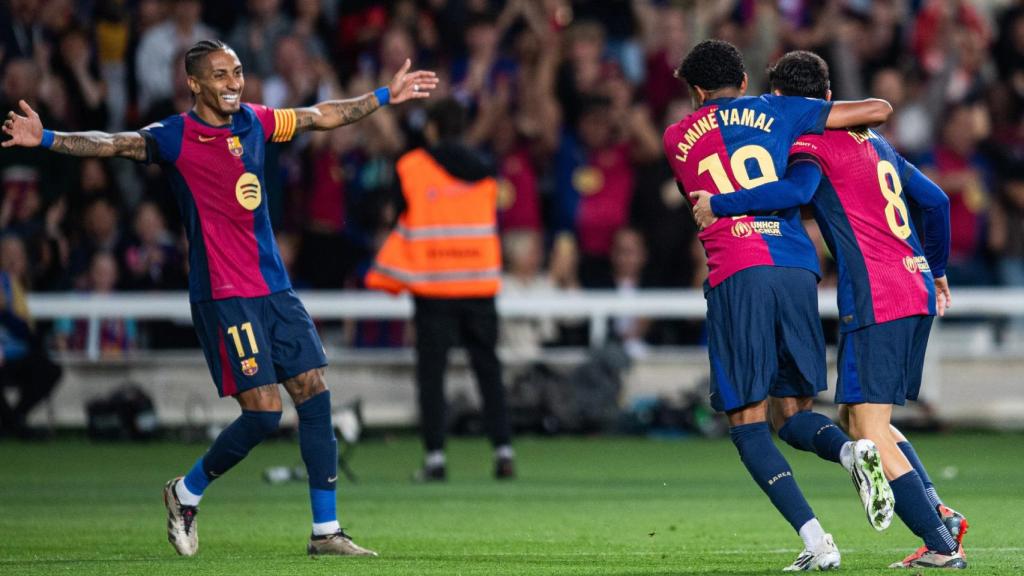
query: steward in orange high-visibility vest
[
  {"left": 365, "top": 98, "right": 514, "bottom": 482},
  {"left": 365, "top": 149, "right": 502, "bottom": 298}
]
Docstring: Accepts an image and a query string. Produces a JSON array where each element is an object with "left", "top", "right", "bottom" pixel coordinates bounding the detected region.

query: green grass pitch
[{"left": 1, "top": 433, "right": 1021, "bottom": 575}]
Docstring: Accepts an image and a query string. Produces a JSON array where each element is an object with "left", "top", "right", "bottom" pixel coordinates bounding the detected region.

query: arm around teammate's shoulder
[
  {"left": 3, "top": 100, "right": 147, "bottom": 160},
  {"left": 825, "top": 99, "right": 893, "bottom": 129}
]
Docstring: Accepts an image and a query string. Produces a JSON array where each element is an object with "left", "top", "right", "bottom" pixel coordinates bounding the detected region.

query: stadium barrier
[
  {"left": 25, "top": 289, "right": 1024, "bottom": 429},
  {"left": 28, "top": 288, "right": 1024, "bottom": 359}
]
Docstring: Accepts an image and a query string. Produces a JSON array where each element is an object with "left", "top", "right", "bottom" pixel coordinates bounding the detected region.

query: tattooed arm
[
  {"left": 293, "top": 59, "right": 438, "bottom": 134},
  {"left": 51, "top": 131, "right": 147, "bottom": 160},
  {"left": 3, "top": 100, "right": 147, "bottom": 160}
]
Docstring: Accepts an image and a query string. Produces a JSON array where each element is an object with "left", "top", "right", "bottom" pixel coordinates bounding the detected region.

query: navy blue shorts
[
  {"left": 836, "top": 315, "right": 933, "bottom": 405},
  {"left": 191, "top": 289, "right": 327, "bottom": 397},
  {"left": 706, "top": 266, "right": 827, "bottom": 413}
]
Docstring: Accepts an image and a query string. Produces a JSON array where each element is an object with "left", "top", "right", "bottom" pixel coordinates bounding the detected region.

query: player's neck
[
  {"left": 701, "top": 88, "right": 741, "bottom": 105},
  {"left": 191, "top": 104, "right": 232, "bottom": 128}
]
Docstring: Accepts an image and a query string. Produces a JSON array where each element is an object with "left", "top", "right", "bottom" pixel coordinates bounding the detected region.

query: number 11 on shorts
[{"left": 226, "top": 322, "right": 259, "bottom": 357}]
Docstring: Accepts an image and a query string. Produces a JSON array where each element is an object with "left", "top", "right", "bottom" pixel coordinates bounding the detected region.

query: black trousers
[
  {"left": 0, "top": 349, "right": 62, "bottom": 433},
  {"left": 413, "top": 296, "right": 511, "bottom": 452}
]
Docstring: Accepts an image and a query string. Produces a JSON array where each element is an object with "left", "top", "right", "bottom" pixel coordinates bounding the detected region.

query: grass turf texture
[{"left": 1, "top": 433, "right": 1021, "bottom": 575}]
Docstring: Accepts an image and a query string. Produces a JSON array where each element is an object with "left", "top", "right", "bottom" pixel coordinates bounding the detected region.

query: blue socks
[
  {"left": 182, "top": 410, "right": 282, "bottom": 499},
  {"left": 731, "top": 422, "right": 816, "bottom": 533},
  {"left": 778, "top": 411, "right": 850, "bottom": 464},
  {"left": 296, "top": 391, "right": 339, "bottom": 534},
  {"left": 898, "top": 441, "right": 942, "bottom": 509},
  {"left": 891, "top": 471, "right": 957, "bottom": 553}
]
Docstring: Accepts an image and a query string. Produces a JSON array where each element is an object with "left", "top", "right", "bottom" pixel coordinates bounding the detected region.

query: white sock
[
  {"left": 425, "top": 450, "right": 446, "bottom": 468},
  {"left": 798, "top": 518, "right": 827, "bottom": 550},
  {"left": 495, "top": 445, "right": 514, "bottom": 460},
  {"left": 312, "top": 520, "right": 341, "bottom": 536},
  {"left": 175, "top": 479, "right": 202, "bottom": 507},
  {"left": 839, "top": 441, "right": 855, "bottom": 472}
]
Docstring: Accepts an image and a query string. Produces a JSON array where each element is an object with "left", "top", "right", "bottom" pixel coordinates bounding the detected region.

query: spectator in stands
[
  {"left": 0, "top": 0, "right": 43, "bottom": 69},
  {"left": 499, "top": 229, "right": 556, "bottom": 362},
  {"left": 55, "top": 251, "right": 137, "bottom": 356},
  {"left": 920, "top": 103, "right": 996, "bottom": 285},
  {"left": 608, "top": 227, "right": 651, "bottom": 358},
  {"left": 0, "top": 234, "right": 61, "bottom": 439},
  {"left": 450, "top": 10, "right": 515, "bottom": 106},
  {"left": 871, "top": 67, "right": 934, "bottom": 159},
  {"left": 990, "top": 177, "right": 1024, "bottom": 288},
  {"left": 263, "top": 36, "right": 335, "bottom": 110},
  {"left": 228, "top": 0, "right": 292, "bottom": 79},
  {"left": 290, "top": 0, "right": 332, "bottom": 60},
  {"left": 52, "top": 25, "right": 108, "bottom": 131},
  {"left": 134, "top": 0, "right": 213, "bottom": 116},
  {"left": 1, "top": 58, "right": 76, "bottom": 201},
  {"left": 554, "top": 92, "right": 661, "bottom": 287},
  {"left": 548, "top": 232, "right": 588, "bottom": 347},
  {"left": 641, "top": 4, "right": 688, "bottom": 123},
  {"left": 122, "top": 201, "right": 183, "bottom": 291},
  {"left": 68, "top": 196, "right": 125, "bottom": 289}
]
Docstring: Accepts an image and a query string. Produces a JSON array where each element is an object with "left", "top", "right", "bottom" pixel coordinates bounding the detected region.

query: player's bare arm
[
  {"left": 3, "top": 99, "right": 146, "bottom": 160},
  {"left": 293, "top": 59, "right": 438, "bottom": 133},
  {"left": 825, "top": 98, "right": 893, "bottom": 129}
]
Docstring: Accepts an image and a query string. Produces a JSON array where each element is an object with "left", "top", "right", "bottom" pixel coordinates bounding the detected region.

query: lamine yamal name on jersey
[{"left": 673, "top": 107, "right": 777, "bottom": 163}]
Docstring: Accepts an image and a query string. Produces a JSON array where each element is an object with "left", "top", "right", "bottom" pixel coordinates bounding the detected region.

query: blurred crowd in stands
[{"left": 0, "top": 0, "right": 1023, "bottom": 354}]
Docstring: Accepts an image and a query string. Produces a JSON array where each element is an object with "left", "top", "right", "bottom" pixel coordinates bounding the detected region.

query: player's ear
[
  {"left": 824, "top": 89, "right": 832, "bottom": 102},
  {"left": 187, "top": 75, "right": 201, "bottom": 96},
  {"left": 690, "top": 86, "right": 705, "bottom": 108},
  {"left": 739, "top": 73, "right": 748, "bottom": 96},
  {"left": 772, "top": 89, "right": 783, "bottom": 96}
]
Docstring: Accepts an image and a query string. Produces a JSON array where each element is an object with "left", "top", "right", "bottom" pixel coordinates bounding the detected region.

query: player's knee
[
  {"left": 286, "top": 369, "right": 328, "bottom": 405},
  {"left": 244, "top": 410, "right": 282, "bottom": 437}
]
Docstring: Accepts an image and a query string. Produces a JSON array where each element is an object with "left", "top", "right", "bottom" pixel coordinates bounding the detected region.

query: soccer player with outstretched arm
[
  {"left": 3, "top": 39, "right": 437, "bottom": 558},
  {"left": 691, "top": 51, "right": 966, "bottom": 570},
  {"left": 663, "top": 40, "right": 898, "bottom": 571}
]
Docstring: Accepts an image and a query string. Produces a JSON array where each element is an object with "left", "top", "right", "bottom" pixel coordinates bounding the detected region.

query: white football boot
[
  {"left": 783, "top": 533, "right": 841, "bottom": 571},
  {"left": 163, "top": 477, "right": 199, "bottom": 556}
]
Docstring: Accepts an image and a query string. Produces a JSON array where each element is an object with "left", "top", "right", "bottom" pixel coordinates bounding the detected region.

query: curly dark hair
[
  {"left": 767, "top": 51, "right": 830, "bottom": 99},
  {"left": 427, "top": 98, "right": 469, "bottom": 140},
  {"left": 674, "top": 39, "right": 745, "bottom": 92},
  {"left": 184, "top": 39, "right": 231, "bottom": 77}
]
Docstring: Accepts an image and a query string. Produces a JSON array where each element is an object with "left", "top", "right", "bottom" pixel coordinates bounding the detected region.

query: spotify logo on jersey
[{"left": 235, "top": 172, "right": 262, "bottom": 211}]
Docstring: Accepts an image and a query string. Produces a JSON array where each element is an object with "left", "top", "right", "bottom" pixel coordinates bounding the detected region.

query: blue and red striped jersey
[
  {"left": 663, "top": 95, "right": 832, "bottom": 289},
  {"left": 139, "top": 103, "right": 297, "bottom": 302}
]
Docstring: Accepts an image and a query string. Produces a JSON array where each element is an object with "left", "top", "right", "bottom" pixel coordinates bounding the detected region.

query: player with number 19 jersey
[
  {"left": 663, "top": 95, "right": 832, "bottom": 412},
  {"left": 664, "top": 95, "right": 831, "bottom": 289}
]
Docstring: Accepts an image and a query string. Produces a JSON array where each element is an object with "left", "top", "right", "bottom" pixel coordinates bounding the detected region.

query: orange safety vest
[{"left": 365, "top": 148, "right": 502, "bottom": 298}]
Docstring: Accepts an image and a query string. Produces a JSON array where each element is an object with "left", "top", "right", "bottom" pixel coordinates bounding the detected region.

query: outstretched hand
[
  {"left": 689, "top": 190, "right": 718, "bottom": 230},
  {"left": 387, "top": 59, "right": 439, "bottom": 104},
  {"left": 2, "top": 100, "right": 43, "bottom": 148}
]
